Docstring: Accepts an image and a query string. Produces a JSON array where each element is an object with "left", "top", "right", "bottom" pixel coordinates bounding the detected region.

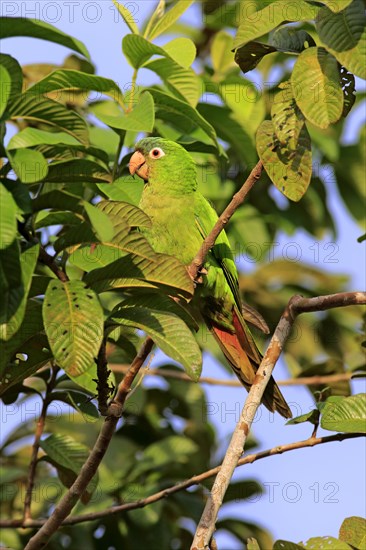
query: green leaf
[
  {"left": 29, "top": 275, "right": 53, "bottom": 297},
  {"left": 321, "top": 0, "right": 353, "bottom": 11},
  {"left": 321, "top": 393, "right": 366, "bottom": 433},
  {"left": 0, "top": 17, "right": 90, "bottom": 59},
  {"left": 256, "top": 120, "right": 312, "bottom": 201},
  {"left": 122, "top": 33, "right": 166, "bottom": 69},
  {"left": 8, "top": 148, "right": 48, "bottom": 183},
  {"left": 223, "top": 480, "right": 262, "bottom": 504},
  {"left": 233, "top": 0, "right": 319, "bottom": 49},
  {"left": 218, "top": 77, "right": 265, "bottom": 137},
  {"left": 286, "top": 409, "right": 320, "bottom": 426},
  {"left": 53, "top": 223, "right": 100, "bottom": 253},
  {"left": 110, "top": 295, "right": 202, "bottom": 381},
  {"left": 114, "top": 292, "right": 197, "bottom": 331},
  {"left": 91, "top": 91, "right": 154, "bottom": 132},
  {"left": 0, "top": 299, "right": 46, "bottom": 386},
  {"left": 7, "top": 128, "right": 81, "bottom": 150},
  {"left": 60, "top": 202, "right": 151, "bottom": 262},
  {"left": 148, "top": 0, "right": 195, "bottom": 41},
  {"left": 148, "top": 89, "right": 218, "bottom": 148},
  {"left": 43, "top": 280, "right": 104, "bottom": 377},
  {"left": 217, "top": 519, "right": 273, "bottom": 550},
  {"left": 143, "top": 57, "right": 200, "bottom": 106},
  {"left": 302, "top": 536, "right": 353, "bottom": 549},
  {"left": 112, "top": 0, "right": 139, "bottom": 35},
  {"left": 271, "top": 81, "right": 305, "bottom": 149},
  {"left": 0, "top": 64, "right": 11, "bottom": 119},
  {"left": 291, "top": 47, "right": 343, "bottom": 129},
  {"left": 211, "top": 30, "right": 235, "bottom": 76},
  {"left": 131, "top": 435, "right": 198, "bottom": 478},
  {"left": 339, "top": 516, "right": 366, "bottom": 550},
  {"left": 247, "top": 540, "right": 261, "bottom": 550},
  {"left": 8, "top": 93, "right": 88, "bottom": 145},
  {"left": 0, "top": 183, "right": 17, "bottom": 249},
  {"left": 28, "top": 69, "right": 125, "bottom": 108},
  {"left": 7, "top": 128, "right": 108, "bottom": 166},
  {"left": 1, "top": 340, "right": 51, "bottom": 397},
  {"left": 122, "top": 34, "right": 195, "bottom": 70},
  {"left": 85, "top": 245, "right": 193, "bottom": 297},
  {"left": 273, "top": 542, "right": 305, "bottom": 550},
  {"left": 0, "top": 54, "right": 23, "bottom": 114},
  {"left": 0, "top": 243, "right": 39, "bottom": 341},
  {"left": 234, "top": 42, "right": 277, "bottom": 73},
  {"left": 1, "top": 178, "right": 32, "bottom": 217},
  {"left": 335, "top": 132, "right": 366, "bottom": 223},
  {"left": 162, "top": 37, "right": 196, "bottom": 68},
  {"left": 97, "top": 176, "right": 144, "bottom": 205},
  {"left": 39, "top": 433, "right": 97, "bottom": 502},
  {"left": 50, "top": 390, "right": 99, "bottom": 422},
  {"left": 269, "top": 27, "right": 316, "bottom": 53},
  {"left": 96, "top": 200, "right": 151, "bottom": 230},
  {"left": 198, "top": 102, "right": 256, "bottom": 164},
  {"left": 68, "top": 245, "right": 121, "bottom": 272},
  {"left": 316, "top": 0, "right": 366, "bottom": 79},
  {"left": 128, "top": 496, "right": 163, "bottom": 528},
  {"left": 83, "top": 202, "right": 115, "bottom": 243},
  {"left": 89, "top": 127, "right": 120, "bottom": 159},
  {"left": 32, "top": 190, "right": 84, "bottom": 214},
  {"left": 45, "top": 159, "right": 111, "bottom": 183}
]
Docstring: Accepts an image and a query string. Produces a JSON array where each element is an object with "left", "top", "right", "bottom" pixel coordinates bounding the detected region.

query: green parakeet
[{"left": 129, "top": 138, "right": 292, "bottom": 419}]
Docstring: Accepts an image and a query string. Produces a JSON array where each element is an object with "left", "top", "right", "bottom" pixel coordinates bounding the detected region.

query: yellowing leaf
[
  {"left": 291, "top": 47, "right": 343, "bottom": 129},
  {"left": 43, "top": 280, "right": 104, "bottom": 376},
  {"left": 256, "top": 120, "right": 312, "bottom": 202}
]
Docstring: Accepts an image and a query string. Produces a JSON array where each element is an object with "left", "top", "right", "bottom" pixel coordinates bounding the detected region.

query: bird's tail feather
[{"left": 211, "top": 308, "right": 292, "bottom": 419}]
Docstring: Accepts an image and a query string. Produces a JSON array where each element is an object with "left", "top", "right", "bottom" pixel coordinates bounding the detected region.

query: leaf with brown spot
[
  {"left": 42, "top": 280, "right": 104, "bottom": 376},
  {"left": 256, "top": 119, "right": 312, "bottom": 202}
]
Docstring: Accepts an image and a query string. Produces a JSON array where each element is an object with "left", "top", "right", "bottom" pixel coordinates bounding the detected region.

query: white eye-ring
[{"left": 149, "top": 147, "right": 165, "bottom": 159}]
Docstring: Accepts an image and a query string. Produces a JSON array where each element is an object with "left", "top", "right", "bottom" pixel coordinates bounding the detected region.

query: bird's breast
[{"left": 139, "top": 193, "right": 202, "bottom": 265}]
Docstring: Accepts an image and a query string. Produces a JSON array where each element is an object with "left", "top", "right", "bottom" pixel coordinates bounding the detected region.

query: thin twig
[
  {"left": 23, "top": 366, "right": 59, "bottom": 522},
  {"left": 110, "top": 364, "right": 358, "bottom": 387},
  {"left": 38, "top": 247, "right": 69, "bottom": 283},
  {"left": 2, "top": 431, "right": 363, "bottom": 529},
  {"left": 191, "top": 291, "right": 366, "bottom": 549},
  {"left": 24, "top": 337, "right": 154, "bottom": 550},
  {"left": 188, "top": 160, "right": 263, "bottom": 281},
  {"left": 18, "top": 225, "right": 69, "bottom": 284}
]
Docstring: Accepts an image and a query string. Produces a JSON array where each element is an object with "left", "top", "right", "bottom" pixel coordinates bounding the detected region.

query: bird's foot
[{"left": 187, "top": 265, "right": 208, "bottom": 287}]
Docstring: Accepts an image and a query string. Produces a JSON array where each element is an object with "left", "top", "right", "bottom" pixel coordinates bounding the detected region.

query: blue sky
[{"left": 1, "top": 1, "right": 365, "bottom": 548}]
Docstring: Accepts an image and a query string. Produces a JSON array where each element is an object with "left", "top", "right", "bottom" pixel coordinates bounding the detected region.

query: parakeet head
[{"left": 129, "top": 137, "right": 197, "bottom": 194}]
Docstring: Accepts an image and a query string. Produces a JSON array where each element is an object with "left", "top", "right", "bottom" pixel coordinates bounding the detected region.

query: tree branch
[
  {"left": 109, "top": 364, "right": 358, "bottom": 388},
  {"left": 2, "top": 432, "right": 363, "bottom": 529},
  {"left": 191, "top": 291, "right": 366, "bottom": 549},
  {"left": 23, "top": 366, "right": 59, "bottom": 522},
  {"left": 188, "top": 160, "right": 263, "bottom": 280},
  {"left": 38, "top": 246, "right": 69, "bottom": 283},
  {"left": 18, "top": 224, "right": 69, "bottom": 283},
  {"left": 24, "top": 337, "right": 154, "bottom": 550}
]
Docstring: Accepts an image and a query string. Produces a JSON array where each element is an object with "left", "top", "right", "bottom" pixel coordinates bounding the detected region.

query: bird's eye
[{"left": 149, "top": 147, "right": 165, "bottom": 159}]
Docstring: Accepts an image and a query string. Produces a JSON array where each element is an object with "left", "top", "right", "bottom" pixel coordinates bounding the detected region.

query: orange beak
[{"left": 129, "top": 150, "right": 149, "bottom": 181}]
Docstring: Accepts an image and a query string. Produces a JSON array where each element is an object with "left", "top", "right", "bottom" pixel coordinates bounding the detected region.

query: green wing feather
[
  {"left": 194, "top": 192, "right": 262, "bottom": 361},
  {"left": 194, "top": 193, "right": 242, "bottom": 308}
]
